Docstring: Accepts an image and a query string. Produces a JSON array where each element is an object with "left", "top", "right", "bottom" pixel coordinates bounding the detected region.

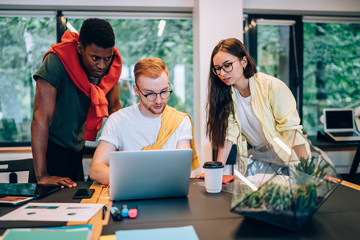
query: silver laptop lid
[
  {"left": 323, "top": 108, "right": 355, "bottom": 132},
  {"left": 109, "top": 149, "right": 192, "bottom": 201}
]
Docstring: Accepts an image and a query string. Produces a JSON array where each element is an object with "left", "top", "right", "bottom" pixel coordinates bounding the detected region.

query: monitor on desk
[{"left": 109, "top": 149, "right": 193, "bottom": 201}]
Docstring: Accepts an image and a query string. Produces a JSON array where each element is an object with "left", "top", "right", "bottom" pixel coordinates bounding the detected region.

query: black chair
[
  {"left": 0, "top": 158, "right": 36, "bottom": 183},
  {"left": 212, "top": 144, "right": 237, "bottom": 174}
]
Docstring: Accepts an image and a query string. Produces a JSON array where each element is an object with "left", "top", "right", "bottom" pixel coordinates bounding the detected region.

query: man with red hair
[{"left": 89, "top": 58, "right": 200, "bottom": 185}]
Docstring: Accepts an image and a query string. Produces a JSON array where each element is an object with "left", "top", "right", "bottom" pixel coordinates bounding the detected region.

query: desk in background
[{"left": 308, "top": 133, "right": 360, "bottom": 182}]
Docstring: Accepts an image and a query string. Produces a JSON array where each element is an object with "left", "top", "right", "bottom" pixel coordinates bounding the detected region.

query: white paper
[
  {"left": 116, "top": 225, "right": 199, "bottom": 240},
  {"left": 0, "top": 202, "right": 104, "bottom": 222}
]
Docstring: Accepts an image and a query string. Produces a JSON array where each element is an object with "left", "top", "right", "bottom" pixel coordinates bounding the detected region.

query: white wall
[{"left": 193, "top": 0, "right": 243, "bottom": 167}]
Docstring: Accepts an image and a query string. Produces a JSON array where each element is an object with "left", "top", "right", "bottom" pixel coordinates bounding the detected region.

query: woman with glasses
[{"left": 206, "top": 38, "right": 309, "bottom": 174}]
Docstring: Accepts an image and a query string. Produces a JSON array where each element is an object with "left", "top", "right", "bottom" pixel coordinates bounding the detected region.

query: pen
[{"left": 102, "top": 205, "right": 107, "bottom": 220}]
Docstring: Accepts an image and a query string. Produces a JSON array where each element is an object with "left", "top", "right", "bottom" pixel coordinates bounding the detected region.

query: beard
[{"left": 147, "top": 104, "right": 166, "bottom": 115}]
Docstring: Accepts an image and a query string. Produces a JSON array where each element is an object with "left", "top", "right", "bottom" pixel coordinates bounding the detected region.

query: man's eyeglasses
[
  {"left": 135, "top": 83, "right": 173, "bottom": 101},
  {"left": 212, "top": 59, "right": 238, "bottom": 75}
]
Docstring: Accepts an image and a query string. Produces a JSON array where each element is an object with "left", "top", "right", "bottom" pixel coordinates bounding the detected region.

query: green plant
[
  {"left": 237, "top": 157, "right": 328, "bottom": 212},
  {"left": 295, "top": 157, "right": 328, "bottom": 179}
]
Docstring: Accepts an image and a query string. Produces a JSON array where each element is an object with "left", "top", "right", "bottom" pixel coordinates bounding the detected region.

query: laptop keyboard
[{"left": 331, "top": 132, "right": 360, "bottom": 137}]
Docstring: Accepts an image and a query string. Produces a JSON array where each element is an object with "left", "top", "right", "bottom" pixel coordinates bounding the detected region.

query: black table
[
  {"left": 104, "top": 179, "right": 360, "bottom": 239},
  {"left": 308, "top": 132, "right": 360, "bottom": 182},
  {"left": 0, "top": 182, "right": 92, "bottom": 233},
  {"left": 1, "top": 180, "right": 360, "bottom": 239}
]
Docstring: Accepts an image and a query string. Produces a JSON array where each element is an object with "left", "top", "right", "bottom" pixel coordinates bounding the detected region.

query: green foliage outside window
[
  {"left": 0, "top": 16, "right": 193, "bottom": 144},
  {"left": 0, "top": 17, "right": 55, "bottom": 143},
  {"left": 303, "top": 23, "right": 360, "bottom": 135},
  {"left": 1, "top": 15, "right": 359, "bottom": 144},
  {"left": 256, "top": 22, "right": 360, "bottom": 135},
  {"left": 257, "top": 24, "right": 289, "bottom": 84},
  {"left": 67, "top": 18, "right": 193, "bottom": 116}
]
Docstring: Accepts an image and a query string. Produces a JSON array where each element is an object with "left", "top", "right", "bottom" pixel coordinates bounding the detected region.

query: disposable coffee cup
[{"left": 203, "top": 161, "right": 224, "bottom": 193}]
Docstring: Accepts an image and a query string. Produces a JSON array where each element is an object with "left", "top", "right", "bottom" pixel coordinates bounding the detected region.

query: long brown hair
[{"left": 206, "top": 38, "right": 257, "bottom": 148}]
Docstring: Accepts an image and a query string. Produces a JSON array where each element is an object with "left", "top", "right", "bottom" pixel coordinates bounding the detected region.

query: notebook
[
  {"left": 109, "top": 149, "right": 193, "bottom": 201},
  {"left": 323, "top": 108, "right": 360, "bottom": 141}
]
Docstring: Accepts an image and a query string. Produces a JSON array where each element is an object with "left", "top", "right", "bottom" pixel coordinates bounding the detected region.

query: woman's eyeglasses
[{"left": 212, "top": 59, "right": 238, "bottom": 75}]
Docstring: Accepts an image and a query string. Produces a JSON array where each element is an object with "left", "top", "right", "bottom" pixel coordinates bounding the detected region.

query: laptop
[
  {"left": 323, "top": 108, "right": 360, "bottom": 141},
  {"left": 109, "top": 149, "right": 193, "bottom": 201}
]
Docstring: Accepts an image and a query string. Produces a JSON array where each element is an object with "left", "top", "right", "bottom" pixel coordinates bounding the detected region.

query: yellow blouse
[{"left": 225, "top": 72, "right": 309, "bottom": 173}]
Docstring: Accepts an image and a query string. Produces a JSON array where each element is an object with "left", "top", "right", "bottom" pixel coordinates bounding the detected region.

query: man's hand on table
[{"left": 38, "top": 175, "right": 77, "bottom": 188}]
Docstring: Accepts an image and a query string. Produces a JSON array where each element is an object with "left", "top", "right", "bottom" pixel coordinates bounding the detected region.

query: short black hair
[{"left": 79, "top": 18, "right": 115, "bottom": 49}]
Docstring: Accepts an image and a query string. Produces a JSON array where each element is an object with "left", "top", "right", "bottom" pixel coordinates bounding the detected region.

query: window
[
  {"left": 245, "top": 15, "right": 360, "bottom": 136},
  {"left": 256, "top": 20, "right": 294, "bottom": 87},
  {"left": 245, "top": 15, "right": 303, "bottom": 114},
  {"left": 0, "top": 11, "right": 194, "bottom": 145},
  {"left": 303, "top": 18, "right": 360, "bottom": 135},
  {"left": 66, "top": 17, "right": 193, "bottom": 115},
  {"left": 0, "top": 14, "right": 56, "bottom": 144}
]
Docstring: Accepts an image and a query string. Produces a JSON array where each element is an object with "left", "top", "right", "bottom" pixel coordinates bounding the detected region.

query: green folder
[{"left": 3, "top": 225, "right": 92, "bottom": 240}]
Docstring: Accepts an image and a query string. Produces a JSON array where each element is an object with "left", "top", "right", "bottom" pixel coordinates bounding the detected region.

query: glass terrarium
[{"left": 230, "top": 131, "right": 342, "bottom": 231}]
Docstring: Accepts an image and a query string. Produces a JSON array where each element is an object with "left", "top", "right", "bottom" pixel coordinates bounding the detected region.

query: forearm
[
  {"left": 89, "top": 162, "right": 110, "bottom": 185},
  {"left": 31, "top": 118, "right": 50, "bottom": 181},
  {"left": 216, "top": 139, "right": 234, "bottom": 165},
  {"left": 89, "top": 141, "right": 114, "bottom": 185},
  {"left": 293, "top": 144, "right": 309, "bottom": 160}
]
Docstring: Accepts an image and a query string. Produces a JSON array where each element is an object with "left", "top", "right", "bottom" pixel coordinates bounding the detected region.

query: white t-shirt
[
  {"left": 234, "top": 89, "right": 267, "bottom": 147},
  {"left": 99, "top": 104, "right": 192, "bottom": 150}
]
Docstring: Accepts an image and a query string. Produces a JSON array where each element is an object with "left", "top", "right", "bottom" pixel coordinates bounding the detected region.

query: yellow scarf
[{"left": 142, "top": 106, "right": 200, "bottom": 170}]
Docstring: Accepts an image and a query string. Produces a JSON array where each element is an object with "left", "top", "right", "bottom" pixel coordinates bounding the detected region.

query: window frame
[{"left": 245, "top": 14, "right": 304, "bottom": 120}]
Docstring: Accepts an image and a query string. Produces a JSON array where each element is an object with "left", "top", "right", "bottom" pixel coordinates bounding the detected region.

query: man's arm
[
  {"left": 106, "top": 83, "right": 122, "bottom": 114},
  {"left": 176, "top": 140, "right": 191, "bottom": 149},
  {"left": 31, "top": 78, "right": 76, "bottom": 188},
  {"left": 89, "top": 140, "right": 116, "bottom": 185},
  {"left": 175, "top": 116, "right": 192, "bottom": 150}
]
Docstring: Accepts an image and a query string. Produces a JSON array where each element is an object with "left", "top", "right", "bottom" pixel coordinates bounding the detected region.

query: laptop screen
[{"left": 324, "top": 108, "right": 355, "bottom": 132}]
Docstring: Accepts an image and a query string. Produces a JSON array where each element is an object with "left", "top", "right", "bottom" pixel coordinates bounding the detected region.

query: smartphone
[
  {"left": 73, "top": 188, "right": 95, "bottom": 199},
  {"left": 222, "top": 175, "right": 234, "bottom": 184}
]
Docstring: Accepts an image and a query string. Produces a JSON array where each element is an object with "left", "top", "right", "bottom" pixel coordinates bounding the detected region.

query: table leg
[{"left": 348, "top": 144, "right": 360, "bottom": 182}]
